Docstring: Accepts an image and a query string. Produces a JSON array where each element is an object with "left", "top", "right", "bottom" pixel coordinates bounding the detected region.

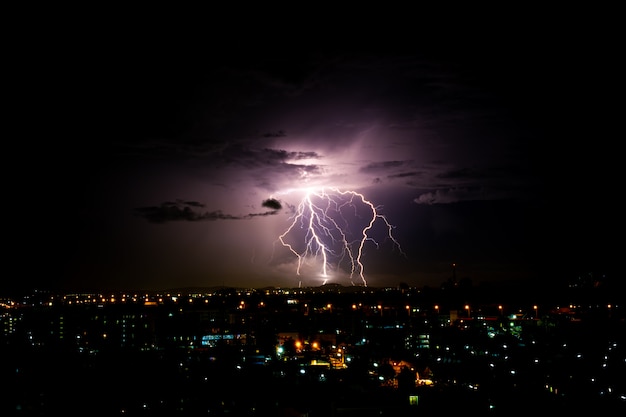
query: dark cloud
[
  {"left": 246, "top": 211, "right": 280, "bottom": 218},
  {"left": 134, "top": 202, "right": 239, "bottom": 223},
  {"left": 262, "top": 198, "right": 282, "bottom": 210},
  {"left": 291, "top": 151, "right": 320, "bottom": 160},
  {"left": 135, "top": 199, "right": 281, "bottom": 223},
  {"left": 387, "top": 172, "right": 418, "bottom": 179},
  {"left": 360, "top": 160, "right": 408, "bottom": 173},
  {"left": 218, "top": 145, "right": 322, "bottom": 170},
  {"left": 262, "top": 130, "right": 287, "bottom": 137},
  {"left": 178, "top": 200, "right": 204, "bottom": 207}
]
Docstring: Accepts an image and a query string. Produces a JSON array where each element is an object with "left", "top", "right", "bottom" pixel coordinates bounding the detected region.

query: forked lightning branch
[{"left": 276, "top": 187, "right": 404, "bottom": 286}]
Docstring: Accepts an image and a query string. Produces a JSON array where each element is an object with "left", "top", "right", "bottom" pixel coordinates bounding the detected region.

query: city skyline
[
  {"left": 6, "top": 10, "right": 620, "bottom": 295},
  {"left": 3, "top": 280, "right": 624, "bottom": 415}
]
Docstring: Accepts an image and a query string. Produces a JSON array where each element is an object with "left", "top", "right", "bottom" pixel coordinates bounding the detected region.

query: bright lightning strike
[{"left": 276, "top": 187, "right": 405, "bottom": 287}]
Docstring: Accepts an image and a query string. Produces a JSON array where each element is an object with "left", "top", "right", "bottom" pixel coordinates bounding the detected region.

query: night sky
[{"left": 6, "top": 9, "right": 621, "bottom": 294}]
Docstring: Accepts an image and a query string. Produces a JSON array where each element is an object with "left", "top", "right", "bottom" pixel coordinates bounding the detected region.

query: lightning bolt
[{"left": 276, "top": 187, "right": 405, "bottom": 287}]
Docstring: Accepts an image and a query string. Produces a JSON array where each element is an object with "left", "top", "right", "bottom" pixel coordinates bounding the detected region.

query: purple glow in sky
[
  {"left": 6, "top": 11, "right": 620, "bottom": 294},
  {"left": 111, "top": 51, "right": 539, "bottom": 290}
]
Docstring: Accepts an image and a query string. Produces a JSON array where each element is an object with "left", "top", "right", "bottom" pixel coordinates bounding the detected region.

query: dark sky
[{"left": 6, "top": 9, "right": 621, "bottom": 294}]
